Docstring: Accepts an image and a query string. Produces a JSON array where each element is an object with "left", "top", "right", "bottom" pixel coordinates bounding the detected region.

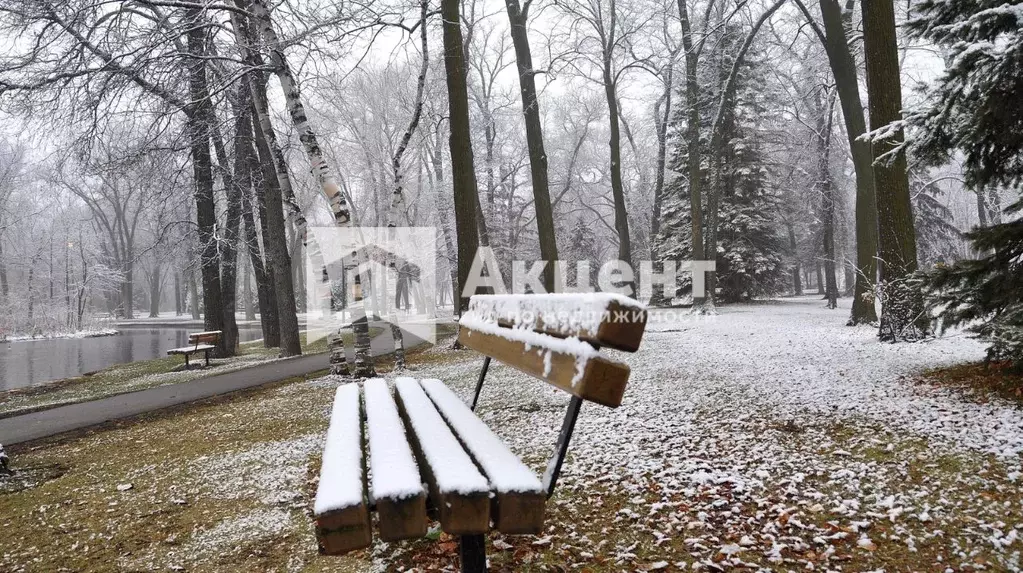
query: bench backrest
[
  {"left": 456, "top": 294, "right": 647, "bottom": 408},
  {"left": 188, "top": 330, "right": 222, "bottom": 346}
]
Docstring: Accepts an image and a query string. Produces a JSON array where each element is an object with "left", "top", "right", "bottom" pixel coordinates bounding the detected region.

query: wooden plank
[
  {"left": 313, "top": 385, "right": 372, "bottom": 555},
  {"left": 457, "top": 325, "right": 631, "bottom": 408},
  {"left": 363, "top": 379, "right": 427, "bottom": 541},
  {"left": 316, "top": 504, "right": 372, "bottom": 555},
  {"left": 166, "top": 344, "right": 216, "bottom": 355},
  {"left": 420, "top": 379, "right": 547, "bottom": 535},
  {"left": 467, "top": 294, "right": 648, "bottom": 352},
  {"left": 188, "top": 334, "right": 221, "bottom": 344},
  {"left": 393, "top": 378, "right": 491, "bottom": 534},
  {"left": 492, "top": 490, "right": 546, "bottom": 534}
]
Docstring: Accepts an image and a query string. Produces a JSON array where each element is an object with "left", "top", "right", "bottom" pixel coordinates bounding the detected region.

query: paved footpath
[{"left": 0, "top": 330, "right": 421, "bottom": 446}]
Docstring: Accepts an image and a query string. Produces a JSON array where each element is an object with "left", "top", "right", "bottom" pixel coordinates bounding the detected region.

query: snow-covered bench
[
  {"left": 312, "top": 294, "right": 647, "bottom": 571},
  {"left": 166, "top": 330, "right": 221, "bottom": 368}
]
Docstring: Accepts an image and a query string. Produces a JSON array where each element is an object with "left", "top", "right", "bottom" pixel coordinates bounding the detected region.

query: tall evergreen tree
[
  {"left": 656, "top": 27, "right": 786, "bottom": 304},
  {"left": 912, "top": 0, "right": 1023, "bottom": 368},
  {"left": 907, "top": 0, "right": 1023, "bottom": 189}
]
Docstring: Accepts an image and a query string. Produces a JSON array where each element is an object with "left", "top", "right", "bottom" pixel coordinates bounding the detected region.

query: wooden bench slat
[
  {"left": 166, "top": 344, "right": 217, "bottom": 355},
  {"left": 393, "top": 378, "right": 491, "bottom": 535},
  {"left": 363, "top": 379, "right": 427, "bottom": 541},
  {"left": 313, "top": 385, "right": 372, "bottom": 555},
  {"left": 467, "top": 294, "right": 647, "bottom": 352},
  {"left": 457, "top": 320, "right": 631, "bottom": 408},
  {"left": 421, "top": 379, "right": 546, "bottom": 535}
]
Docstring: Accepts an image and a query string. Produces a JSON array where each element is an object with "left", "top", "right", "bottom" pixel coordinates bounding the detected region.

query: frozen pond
[{"left": 0, "top": 325, "right": 264, "bottom": 391}]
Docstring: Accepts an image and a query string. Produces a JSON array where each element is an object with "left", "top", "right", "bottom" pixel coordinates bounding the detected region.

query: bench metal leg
[
  {"left": 542, "top": 395, "right": 583, "bottom": 498},
  {"left": 459, "top": 534, "right": 486, "bottom": 572},
  {"left": 470, "top": 356, "right": 491, "bottom": 412},
  {"left": 184, "top": 354, "right": 190, "bottom": 369},
  {"left": 204, "top": 350, "right": 210, "bottom": 367}
]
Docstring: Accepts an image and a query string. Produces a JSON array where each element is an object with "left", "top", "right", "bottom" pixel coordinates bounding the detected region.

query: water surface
[{"left": 0, "top": 326, "right": 263, "bottom": 391}]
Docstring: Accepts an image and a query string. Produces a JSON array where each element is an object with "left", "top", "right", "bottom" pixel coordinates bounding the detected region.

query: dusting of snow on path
[{"left": 638, "top": 297, "right": 1018, "bottom": 457}]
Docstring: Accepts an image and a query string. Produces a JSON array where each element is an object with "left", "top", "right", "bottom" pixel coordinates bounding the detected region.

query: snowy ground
[
  {"left": 3, "top": 296, "right": 1022, "bottom": 572},
  {"left": 0, "top": 327, "right": 119, "bottom": 343}
]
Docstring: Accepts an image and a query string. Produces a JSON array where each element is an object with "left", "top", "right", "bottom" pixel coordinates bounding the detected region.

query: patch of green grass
[{"left": 0, "top": 338, "right": 463, "bottom": 573}]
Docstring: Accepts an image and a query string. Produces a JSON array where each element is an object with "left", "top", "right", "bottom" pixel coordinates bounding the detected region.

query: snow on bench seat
[
  {"left": 313, "top": 384, "right": 372, "bottom": 554},
  {"left": 421, "top": 378, "right": 546, "bottom": 534},
  {"left": 466, "top": 293, "right": 647, "bottom": 352},
  {"left": 166, "top": 344, "right": 217, "bottom": 354},
  {"left": 458, "top": 311, "right": 632, "bottom": 407},
  {"left": 393, "top": 378, "right": 491, "bottom": 534},
  {"left": 363, "top": 378, "right": 427, "bottom": 541}
]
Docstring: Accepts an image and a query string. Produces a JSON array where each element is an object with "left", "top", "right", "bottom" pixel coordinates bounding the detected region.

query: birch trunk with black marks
[
  {"left": 507, "top": 0, "right": 559, "bottom": 293},
  {"left": 384, "top": 0, "right": 429, "bottom": 370},
  {"left": 247, "top": 0, "right": 376, "bottom": 373}
]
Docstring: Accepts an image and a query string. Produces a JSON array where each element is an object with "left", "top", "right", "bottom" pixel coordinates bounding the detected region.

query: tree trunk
[
  {"left": 431, "top": 135, "right": 461, "bottom": 309},
  {"left": 174, "top": 271, "right": 183, "bottom": 316},
  {"left": 149, "top": 264, "right": 161, "bottom": 318},
  {"left": 818, "top": 0, "right": 879, "bottom": 324},
  {"left": 976, "top": 188, "right": 990, "bottom": 228},
  {"left": 506, "top": 0, "right": 559, "bottom": 292},
  {"left": 212, "top": 108, "right": 242, "bottom": 357},
  {"left": 185, "top": 9, "right": 226, "bottom": 355},
  {"left": 27, "top": 261, "right": 35, "bottom": 325},
  {"left": 788, "top": 224, "right": 802, "bottom": 295},
  {"left": 648, "top": 55, "right": 674, "bottom": 307},
  {"left": 678, "top": 0, "right": 706, "bottom": 308},
  {"left": 249, "top": 85, "right": 301, "bottom": 356},
  {"left": 187, "top": 266, "right": 201, "bottom": 320},
  {"left": 246, "top": 0, "right": 382, "bottom": 369},
  {"left": 602, "top": 68, "right": 634, "bottom": 288},
  {"left": 442, "top": 0, "right": 482, "bottom": 314},
  {"left": 862, "top": 0, "right": 927, "bottom": 341},
  {"left": 0, "top": 239, "right": 8, "bottom": 299},
  {"left": 121, "top": 259, "right": 134, "bottom": 319},
  {"left": 817, "top": 93, "right": 839, "bottom": 309},
  {"left": 384, "top": 0, "right": 429, "bottom": 370}
]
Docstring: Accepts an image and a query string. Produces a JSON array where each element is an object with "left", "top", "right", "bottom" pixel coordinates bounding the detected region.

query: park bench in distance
[
  {"left": 166, "top": 330, "right": 221, "bottom": 368},
  {"left": 312, "top": 293, "right": 647, "bottom": 572}
]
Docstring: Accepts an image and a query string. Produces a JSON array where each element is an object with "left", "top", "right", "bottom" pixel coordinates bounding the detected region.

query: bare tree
[{"left": 861, "top": 0, "right": 927, "bottom": 341}]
